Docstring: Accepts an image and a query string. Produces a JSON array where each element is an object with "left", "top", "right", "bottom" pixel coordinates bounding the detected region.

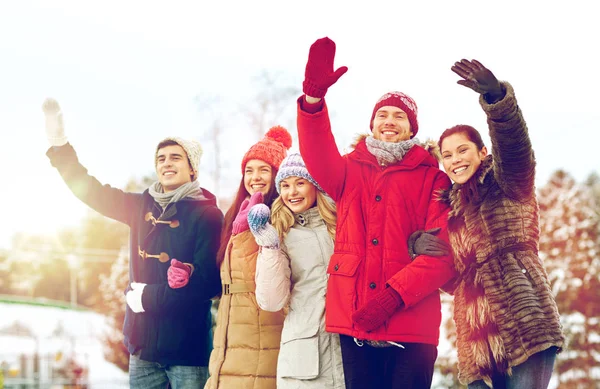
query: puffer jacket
[
  {"left": 205, "top": 230, "right": 286, "bottom": 389},
  {"left": 255, "top": 207, "right": 345, "bottom": 389},
  {"left": 439, "top": 82, "right": 565, "bottom": 385},
  {"left": 297, "top": 98, "right": 455, "bottom": 345}
]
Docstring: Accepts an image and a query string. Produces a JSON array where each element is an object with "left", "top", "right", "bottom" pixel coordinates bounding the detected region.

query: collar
[{"left": 294, "top": 207, "right": 323, "bottom": 228}]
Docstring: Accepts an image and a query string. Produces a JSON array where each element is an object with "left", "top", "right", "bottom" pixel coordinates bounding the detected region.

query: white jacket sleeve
[{"left": 255, "top": 247, "right": 292, "bottom": 312}]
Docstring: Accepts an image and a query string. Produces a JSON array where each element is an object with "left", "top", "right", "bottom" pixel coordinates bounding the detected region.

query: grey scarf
[
  {"left": 365, "top": 136, "right": 419, "bottom": 166},
  {"left": 149, "top": 180, "right": 206, "bottom": 210}
]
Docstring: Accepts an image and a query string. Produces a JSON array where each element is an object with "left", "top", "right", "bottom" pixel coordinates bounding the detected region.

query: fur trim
[
  {"left": 350, "top": 133, "right": 370, "bottom": 149},
  {"left": 421, "top": 138, "right": 442, "bottom": 162}
]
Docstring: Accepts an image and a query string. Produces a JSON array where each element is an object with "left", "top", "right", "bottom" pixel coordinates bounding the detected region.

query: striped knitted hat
[{"left": 275, "top": 152, "right": 324, "bottom": 194}]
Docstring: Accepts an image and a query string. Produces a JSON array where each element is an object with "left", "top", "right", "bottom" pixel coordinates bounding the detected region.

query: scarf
[
  {"left": 149, "top": 180, "right": 206, "bottom": 210},
  {"left": 365, "top": 136, "right": 419, "bottom": 166}
]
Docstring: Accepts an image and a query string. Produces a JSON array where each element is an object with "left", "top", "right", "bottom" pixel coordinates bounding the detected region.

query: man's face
[
  {"left": 155, "top": 145, "right": 194, "bottom": 193},
  {"left": 371, "top": 106, "right": 413, "bottom": 143}
]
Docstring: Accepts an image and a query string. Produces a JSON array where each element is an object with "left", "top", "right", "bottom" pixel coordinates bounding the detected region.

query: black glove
[
  {"left": 451, "top": 59, "right": 505, "bottom": 103},
  {"left": 408, "top": 227, "right": 451, "bottom": 259}
]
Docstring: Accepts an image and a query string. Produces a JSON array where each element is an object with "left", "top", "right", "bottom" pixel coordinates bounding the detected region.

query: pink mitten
[
  {"left": 232, "top": 191, "right": 264, "bottom": 234},
  {"left": 168, "top": 258, "right": 193, "bottom": 289}
]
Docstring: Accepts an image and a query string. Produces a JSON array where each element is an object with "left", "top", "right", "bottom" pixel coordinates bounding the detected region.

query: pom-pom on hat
[
  {"left": 155, "top": 137, "right": 203, "bottom": 181},
  {"left": 370, "top": 91, "right": 419, "bottom": 137},
  {"left": 241, "top": 125, "right": 293, "bottom": 172},
  {"left": 275, "top": 152, "right": 324, "bottom": 194}
]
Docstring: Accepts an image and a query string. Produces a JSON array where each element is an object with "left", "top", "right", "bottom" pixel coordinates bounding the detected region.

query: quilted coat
[{"left": 205, "top": 230, "right": 286, "bottom": 389}]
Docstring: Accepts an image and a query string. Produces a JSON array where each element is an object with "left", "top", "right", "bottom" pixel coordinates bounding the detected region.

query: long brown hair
[{"left": 216, "top": 173, "right": 279, "bottom": 268}]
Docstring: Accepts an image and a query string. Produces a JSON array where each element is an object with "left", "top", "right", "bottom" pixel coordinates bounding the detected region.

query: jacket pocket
[
  {"left": 326, "top": 253, "right": 361, "bottom": 329},
  {"left": 327, "top": 253, "right": 361, "bottom": 276},
  {"left": 279, "top": 320, "right": 320, "bottom": 379}
]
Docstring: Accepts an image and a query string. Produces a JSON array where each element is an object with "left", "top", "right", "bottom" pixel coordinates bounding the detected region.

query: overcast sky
[{"left": 1, "top": 0, "right": 598, "bottom": 249}]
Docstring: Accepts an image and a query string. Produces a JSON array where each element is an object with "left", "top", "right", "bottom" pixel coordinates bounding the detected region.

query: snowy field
[{"left": 0, "top": 299, "right": 128, "bottom": 388}]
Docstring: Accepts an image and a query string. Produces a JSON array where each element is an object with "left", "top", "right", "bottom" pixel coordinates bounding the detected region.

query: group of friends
[{"left": 42, "top": 37, "right": 564, "bottom": 389}]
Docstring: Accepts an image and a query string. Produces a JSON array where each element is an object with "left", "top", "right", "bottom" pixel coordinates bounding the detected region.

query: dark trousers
[{"left": 340, "top": 334, "right": 437, "bottom": 389}]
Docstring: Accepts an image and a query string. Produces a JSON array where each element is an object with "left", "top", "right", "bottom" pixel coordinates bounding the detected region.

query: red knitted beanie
[
  {"left": 370, "top": 91, "right": 419, "bottom": 137},
  {"left": 241, "top": 126, "right": 293, "bottom": 172}
]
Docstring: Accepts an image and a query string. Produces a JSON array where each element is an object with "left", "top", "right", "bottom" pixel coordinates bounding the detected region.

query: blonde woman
[{"left": 247, "top": 152, "right": 345, "bottom": 389}]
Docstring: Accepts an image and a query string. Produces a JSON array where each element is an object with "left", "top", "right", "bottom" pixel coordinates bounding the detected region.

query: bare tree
[
  {"left": 195, "top": 96, "right": 224, "bottom": 197},
  {"left": 196, "top": 71, "right": 300, "bottom": 198},
  {"left": 245, "top": 70, "right": 300, "bottom": 141}
]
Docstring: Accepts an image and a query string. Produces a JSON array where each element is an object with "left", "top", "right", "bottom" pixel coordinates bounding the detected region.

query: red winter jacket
[{"left": 297, "top": 98, "right": 455, "bottom": 345}]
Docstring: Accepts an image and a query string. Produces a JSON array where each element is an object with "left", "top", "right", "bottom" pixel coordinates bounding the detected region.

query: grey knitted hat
[
  {"left": 275, "top": 152, "right": 324, "bottom": 194},
  {"left": 156, "top": 137, "right": 203, "bottom": 181}
]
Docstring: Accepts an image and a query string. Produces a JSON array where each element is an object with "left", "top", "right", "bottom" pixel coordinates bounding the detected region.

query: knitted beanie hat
[
  {"left": 155, "top": 137, "right": 203, "bottom": 181},
  {"left": 241, "top": 125, "right": 293, "bottom": 172},
  {"left": 370, "top": 91, "right": 419, "bottom": 137},
  {"left": 275, "top": 152, "right": 324, "bottom": 194}
]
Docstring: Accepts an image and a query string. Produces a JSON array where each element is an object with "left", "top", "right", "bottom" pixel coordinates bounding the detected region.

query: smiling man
[
  {"left": 42, "top": 98, "right": 223, "bottom": 389},
  {"left": 296, "top": 38, "right": 456, "bottom": 389}
]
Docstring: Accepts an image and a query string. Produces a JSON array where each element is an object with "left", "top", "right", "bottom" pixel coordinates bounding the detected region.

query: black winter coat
[{"left": 47, "top": 143, "right": 223, "bottom": 366}]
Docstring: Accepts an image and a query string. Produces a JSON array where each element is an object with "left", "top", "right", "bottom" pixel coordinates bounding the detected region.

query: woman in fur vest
[{"left": 418, "top": 59, "right": 564, "bottom": 388}]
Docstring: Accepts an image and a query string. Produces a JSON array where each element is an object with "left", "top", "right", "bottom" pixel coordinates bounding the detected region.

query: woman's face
[
  {"left": 243, "top": 159, "right": 273, "bottom": 196},
  {"left": 441, "top": 132, "right": 488, "bottom": 184},
  {"left": 280, "top": 176, "right": 318, "bottom": 214}
]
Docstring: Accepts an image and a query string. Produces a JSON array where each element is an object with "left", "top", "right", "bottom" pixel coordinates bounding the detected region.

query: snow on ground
[{"left": 0, "top": 299, "right": 128, "bottom": 388}]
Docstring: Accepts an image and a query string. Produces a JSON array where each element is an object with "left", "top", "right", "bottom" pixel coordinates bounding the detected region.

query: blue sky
[{"left": 1, "top": 0, "right": 598, "bottom": 249}]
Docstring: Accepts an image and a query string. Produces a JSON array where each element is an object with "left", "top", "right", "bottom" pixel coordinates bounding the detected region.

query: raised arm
[
  {"left": 297, "top": 37, "right": 349, "bottom": 201},
  {"left": 43, "top": 98, "right": 140, "bottom": 225},
  {"left": 452, "top": 60, "right": 535, "bottom": 199}
]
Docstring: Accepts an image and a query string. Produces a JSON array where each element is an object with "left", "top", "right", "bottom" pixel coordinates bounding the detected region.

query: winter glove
[
  {"left": 408, "top": 227, "right": 451, "bottom": 260},
  {"left": 167, "top": 258, "right": 194, "bottom": 289},
  {"left": 126, "top": 282, "right": 146, "bottom": 313},
  {"left": 451, "top": 59, "right": 505, "bottom": 103},
  {"left": 352, "top": 286, "right": 404, "bottom": 332},
  {"left": 42, "top": 98, "right": 69, "bottom": 147},
  {"left": 232, "top": 191, "right": 264, "bottom": 235},
  {"left": 302, "top": 37, "right": 348, "bottom": 98},
  {"left": 247, "top": 204, "right": 280, "bottom": 248}
]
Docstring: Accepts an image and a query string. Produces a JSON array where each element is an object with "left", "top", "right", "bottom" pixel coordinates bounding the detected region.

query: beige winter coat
[
  {"left": 255, "top": 207, "right": 345, "bottom": 389},
  {"left": 205, "top": 230, "right": 285, "bottom": 389}
]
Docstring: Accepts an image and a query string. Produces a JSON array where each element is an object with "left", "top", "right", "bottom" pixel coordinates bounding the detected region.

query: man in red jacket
[{"left": 297, "top": 37, "right": 455, "bottom": 388}]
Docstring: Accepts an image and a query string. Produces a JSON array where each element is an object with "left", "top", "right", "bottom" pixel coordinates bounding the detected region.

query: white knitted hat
[{"left": 156, "top": 137, "right": 203, "bottom": 181}]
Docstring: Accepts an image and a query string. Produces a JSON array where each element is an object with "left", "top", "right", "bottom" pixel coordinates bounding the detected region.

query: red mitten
[
  {"left": 302, "top": 37, "right": 348, "bottom": 98},
  {"left": 232, "top": 192, "right": 264, "bottom": 235},
  {"left": 352, "top": 287, "right": 404, "bottom": 332},
  {"left": 168, "top": 258, "right": 193, "bottom": 289}
]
